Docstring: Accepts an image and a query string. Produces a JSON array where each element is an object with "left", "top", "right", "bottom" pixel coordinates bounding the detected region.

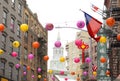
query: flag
[
  {"left": 91, "top": 4, "right": 99, "bottom": 12},
  {"left": 84, "top": 12, "right": 102, "bottom": 42}
]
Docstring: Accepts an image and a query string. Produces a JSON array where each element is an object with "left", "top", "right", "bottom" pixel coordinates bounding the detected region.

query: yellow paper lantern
[
  {"left": 0, "top": 49, "right": 4, "bottom": 55},
  {"left": 38, "top": 75, "right": 41, "bottom": 78},
  {"left": 20, "top": 24, "right": 28, "bottom": 32},
  {"left": 59, "top": 56, "right": 65, "bottom": 62},
  {"left": 93, "top": 71, "right": 97, "bottom": 76},
  {"left": 48, "top": 69, "right": 53, "bottom": 74},
  {"left": 12, "top": 41, "right": 20, "bottom": 48},
  {"left": 99, "top": 36, "right": 106, "bottom": 43}
]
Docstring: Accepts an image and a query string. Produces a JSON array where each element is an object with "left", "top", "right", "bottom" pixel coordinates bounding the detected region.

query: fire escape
[{"left": 107, "top": 0, "right": 120, "bottom": 80}]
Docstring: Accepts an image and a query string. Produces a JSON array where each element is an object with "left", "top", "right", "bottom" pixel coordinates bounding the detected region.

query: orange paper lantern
[
  {"left": 106, "top": 70, "right": 110, "bottom": 75},
  {"left": 44, "top": 78, "right": 47, "bottom": 81},
  {"left": 27, "top": 66, "right": 31, "bottom": 70},
  {"left": 106, "top": 17, "right": 115, "bottom": 27},
  {"left": 117, "top": 34, "right": 120, "bottom": 41},
  {"left": 0, "top": 24, "right": 5, "bottom": 31},
  {"left": 100, "top": 57, "right": 106, "bottom": 63},
  {"left": 32, "top": 41, "right": 40, "bottom": 48},
  {"left": 71, "top": 72, "right": 75, "bottom": 75},
  {"left": 76, "top": 77, "right": 80, "bottom": 81},
  {"left": 43, "top": 55, "right": 49, "bottom": 61}
]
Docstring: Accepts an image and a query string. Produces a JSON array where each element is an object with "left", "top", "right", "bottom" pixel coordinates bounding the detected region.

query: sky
[{"left": 27, "top": 0, "right": 104, "bottom": 80}]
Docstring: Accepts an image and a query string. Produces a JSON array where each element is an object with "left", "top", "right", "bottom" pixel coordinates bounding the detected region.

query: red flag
[
  {"left": 84, "top": 12, "right": 102, "bottom": 42},
  {"left": 91, "top": 4, "right": 99, "bottom": 12}
]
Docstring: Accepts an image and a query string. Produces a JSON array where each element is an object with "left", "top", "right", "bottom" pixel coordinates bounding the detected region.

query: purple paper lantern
[
  {"left": 23, "top": 71, "right": 27, "bottom": 75},
  {"left": 75, "top": 39, "right": 82, "bottom": 46},
  {"left": 76, "top": 20, "right": 85, "bottom": 28},
  {"left": 83, "top": 71, "right": 88, "bottom": 76},
  {"left": 15, "top": 64, "right": 20, "bottom": 69},
  {"left": 74, "top": 57, "right": 80, "bottom": 63},
  {"left": 45, "top": 23, "right": 54, "bottom": 31},
  {"left": 85, "top": 57, "right": 91, "bottom": 63},
  {"left": 54, "top": 41, "right": 61, "bottom": 48},
  {"left": 28, "top": 54, "right": 34, "bottom": 60},
  {"left": 37, "top": 68, "right": 41, "bottom": 72},
  {"left": 11, "top": 52, "right": 18, "bottom": 57},
  {"left": 52, "top": 76, "right": 55, "bottom": 81},
  {"left": 32, "top": 75, "right": 34, "bottom": 78}
]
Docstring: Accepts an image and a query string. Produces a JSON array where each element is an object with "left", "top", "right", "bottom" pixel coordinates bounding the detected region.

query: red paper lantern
[
  {"left": 117, "top": 34, "right": 120, "bottom": 41},
  {"left": 44, "top": 78, "right": 47, "bottom": 81},
  {"left": 71, "top": 72, "right": 75, "bottom": 75},
  {"left": 75, "top": 39, "right": 82, "bottom": 46},
  {"left": 32, "top": 41, "right": 40, "bottom": 48},
  {"left": 100, "top": 57, "right": 106, "bottom": 63},
  {"left": 45, "top": 23, "right": 54, "bottom": 31},
  {"left": 106, "top": 70, "right": 110, "bottom": 75},
  {"left": 106, "top": 17, "right": 115, "bottom": 27},
  {"left": 0, "top": 24, "right": 5, "bottom": 31},
  {"left": 43, "top": 55, "right": 49, "bottom": 61}
]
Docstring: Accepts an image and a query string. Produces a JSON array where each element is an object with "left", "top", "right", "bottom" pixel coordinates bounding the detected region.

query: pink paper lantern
[
  {"left": 28, "top": 54, "right": 34, "bottom": 60},
  {"left": 74, "top": 57, "right": 80, "bottom": 63},
  {"left": 60, "top": 71, "right": 64, "bottom": 75},
  {"left": 83, "top": 71, "right": 88, "bottom": 76},
  {"left": 54, "top": 41, "right": 61, "bottom": 48},
  {"left": 37, "top": 68, "right": 41, "bottom": 72},
  {"left": 65, "top": 77, "right": 68, "bottom": 81},
  {"left": 75, "top": 39, "right": 82, "bottom": 46},
  {"left": 32, "top": 75, "right": 34, "bottom": 78},
  {"left": 76, "top": 20, "right": 85, "bottom": 28},
  {"left": 11, "top": 52, "right": 18, "bottom": 57},
  {"left": 45, "top": 23, "right": 54, "bottom": 31},
  {"left": 15, "top": 64, "right": 20, "bottom": 69},
  {"left": 85, "top": 57, "right": 91, "bottom": 63},
  {"left": 23, "top": 71, "right": 27, "bottom": 75},
  {"left": 52, "top": 76, "right": 55, "bottom": 81}
]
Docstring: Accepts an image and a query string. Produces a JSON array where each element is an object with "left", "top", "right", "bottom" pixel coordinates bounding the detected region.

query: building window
[
  {"left": 3, "top": 10, "right": 7, "bottom": 26},
  {"left": 8, "top": 62, "right": 14, "bottom": 79},
  {"left": 18, "top": 3, "right": 22, "bottom": 15},
  {"left": 11, "top": 0, "right": 15, "bottom": 8},
  {"left": 17, "top": 47, "right": 20, "bottom": 59},
  {"left": 4, "top": 0, "right": 8, "bottom": 3},
  {"left": 23, "top": 65, "right": 27, "bottom": 80},
  {"left": 10, "top": 40, "right": 14, "bottom": 54},
  {"left": 17, "top": 23, "right": 20, "bottom": 37},
  {"left": 24, "top": 32, "right": 28, "bottom": 43},
  {"left": 25, "top": 13, "right": 28, "bottom": 24},
  {"left": 1, "top": 33, "right": 7, "bottom": 50},
  {"left": 16, "top": 68, "right": 20, "bottom": 81},
  {"left": 0, "top": 58, "right": 7, "bottom": 75},
  {"left": 10, "top": 17, "right": 15, "bottom": 32},
  {"left": 24, "top": 48, "right": 28, "bottom": 62}
]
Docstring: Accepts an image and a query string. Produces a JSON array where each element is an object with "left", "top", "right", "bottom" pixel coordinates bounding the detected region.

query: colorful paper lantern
[
  {"left": 85, "top": 57, "right": 91, "bottom": 63},
  {"left": 20, "top": 24, "right": 28, "bottom": 32},
  {"left": 83, "top": 71, "right": 88, "bottom": 76},
  {"left": 27, "top": 66, "right": 31, "bottom": 70},
  {"left": 15, "top": 64, "right": 20, "bottom": 69},
  {"left": 28, "top": 54, "right": 34, "bottom": 60},
  {"left": 60, "top": 71, "right": 64, "bottom": 75},
  {"left": 32, "top": 41, "right": 40, "bottom": 48},
  {"left": 43, "top": 55, "right": 49, "bottom": 61},
  {"left": 74, "top": 57, "right": 80, "bottom": 63},
  {"left": 48, "top": 69, "right": 53, "bottom": 74},
  {"left": 38, "top": 75, "right": 42, "bottom": 78},
  {"left": 100, "top": 57, "right": 106, "bottom": 63},
  {"left": 44, "top": 78, "right": 47, "bottom": 81},
  {"left": 54, "top": 41, "right": 61, "bottom": 48},
  {"left": 75, "top": 39, "right": 82, "bottom": 46},
  {"left": 76, "top": 77, "right": 80, "bottom": 81},
  {"left": 0, "top": 49, "right": 4, "bottom": 55},
  {"left": 99, "top": 36, "right": 106, "bottom": 43},
  {"left": 37, "top": 68, "right": 41, "bottom": 72},
  {"left": 12, "top": 41, "right": 20, "bottom": 48},
  {"left": 117, "top": 34, "right": 120, "bottom": 41},
  {"left": 64, "top": 77, "right": 68, "bottom": 81},
  {"left": 92, "top": 65, "right": 97, "bottom": 71},
  {"left": 76, "top": 20, "right": 85, "bottom": 28},
  {"left": 106, "top": 70, "right": 110, "bottom": 76},
  {"left": 11, "top": 52, "right": 18, "bottom": 57},
  {"left": 32, "top": 75, "right": 34, "bottom": 78},
  {"left": 59, "top": 56, "right": 65, "bottom": 62},
  {"left": 71, "top": 72, "right": 75, "bottom": 75},
  {"left": 52, "top": 76, "right": 55, "bottom": 80},
  {"left": 0, "top": 24, "right": 5, "bottom": 31},
  {"left": 45, "top": 23, "right": 54, "bottom": 31},
  {"left": 106, "top": 17, "right": 115, "bottom": 27},
  {"left": 93, "top": 71, "right": 97, "bottom": 76},
  {"left": 23, "top": 71, "right": 27, "bottom": 75}
]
